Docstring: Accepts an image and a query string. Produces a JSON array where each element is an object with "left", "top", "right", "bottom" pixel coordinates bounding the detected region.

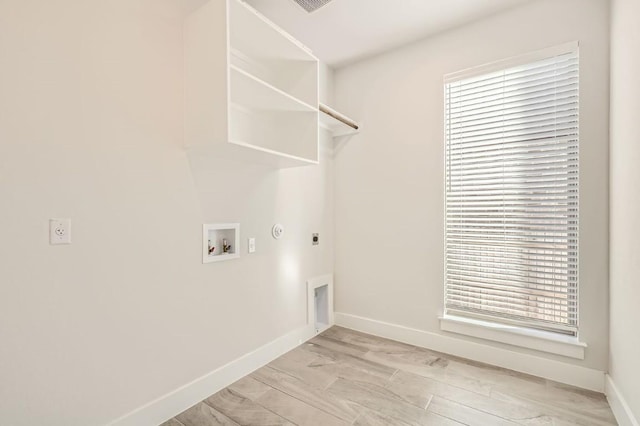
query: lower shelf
[
  {"left": 229, "top": 103, "right": 319, "bottom": 165},
  {"left": 229, "top": 139, "right": 318, "bottom": 167}
]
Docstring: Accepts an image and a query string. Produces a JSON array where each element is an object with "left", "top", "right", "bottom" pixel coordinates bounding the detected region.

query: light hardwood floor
[{"left": 161, "top": 326, "right": 617, "bottom": 426}]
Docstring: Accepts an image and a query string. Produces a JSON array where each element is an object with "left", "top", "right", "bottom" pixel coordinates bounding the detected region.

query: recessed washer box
[{"left": 203, "top": 223, "right": 240, "bottom": 263}]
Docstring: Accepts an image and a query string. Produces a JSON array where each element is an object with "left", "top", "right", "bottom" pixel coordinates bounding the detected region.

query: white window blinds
[{"left": 444, "top": 46, "right": 579, "bottom": 335}]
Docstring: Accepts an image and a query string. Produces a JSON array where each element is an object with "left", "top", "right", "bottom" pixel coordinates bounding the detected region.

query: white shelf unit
[
  {"left": 185, "top": 0, "right": 319, "bottom": 168},
  {"left": 203, "top": 223, "right": 240, "bottom": 263}
]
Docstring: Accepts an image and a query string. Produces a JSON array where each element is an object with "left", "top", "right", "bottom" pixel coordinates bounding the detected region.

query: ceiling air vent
[{"left": 293, "top": 0, "right": 333, "bottom": 13}]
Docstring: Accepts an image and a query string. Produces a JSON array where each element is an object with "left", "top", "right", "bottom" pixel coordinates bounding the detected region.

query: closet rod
[{"left": 319, "top": 103, "right": 359, "bottom": 130}]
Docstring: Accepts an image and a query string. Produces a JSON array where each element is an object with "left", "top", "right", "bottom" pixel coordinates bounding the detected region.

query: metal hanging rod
[{"left": 319, "top": 103, "right": 359, "bottom": 130}]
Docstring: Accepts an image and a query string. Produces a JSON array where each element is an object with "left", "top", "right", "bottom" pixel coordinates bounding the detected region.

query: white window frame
[{"left": 440, "top": 42, "right": 586, "bottom": 358}]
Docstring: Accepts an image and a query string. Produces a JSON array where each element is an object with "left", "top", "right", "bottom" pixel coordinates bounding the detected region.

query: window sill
[{"left": 439, "top": 315, "right": 586, "bottom": 360}]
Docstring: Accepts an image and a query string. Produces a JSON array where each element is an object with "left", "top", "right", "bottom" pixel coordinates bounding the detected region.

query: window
[{"left": 444, "top": 45, "right": 579, "bottom": 336}]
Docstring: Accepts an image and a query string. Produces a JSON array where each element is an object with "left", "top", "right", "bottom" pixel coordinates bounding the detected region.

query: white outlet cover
[
  {"left": 248, "top": 237, "right": 256, "bottom": 253},
  {"left": 50, "top": 218, "right": 71, "bottom": 245},
  {"left": 272, "top": 224, "right": 284, "bottom": 239}
]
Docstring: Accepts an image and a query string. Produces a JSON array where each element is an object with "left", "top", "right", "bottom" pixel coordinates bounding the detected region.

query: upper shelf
[
  {"left": 229, "top": 0, "right": 317, "bottom": 62},
  {"left": 319, "top": 103, "right": 360, "bottom": 138}
]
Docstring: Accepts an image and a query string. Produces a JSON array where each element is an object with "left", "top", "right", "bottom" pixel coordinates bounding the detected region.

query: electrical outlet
[
  {"left": 248, "top": 237, "right": 256, "bottom": 253},
  {"left": 50, "top": 218, "right": 71, "bottom": 245},
  {"left": 312, "top": 233, "right": 319, "bottom": 245}
]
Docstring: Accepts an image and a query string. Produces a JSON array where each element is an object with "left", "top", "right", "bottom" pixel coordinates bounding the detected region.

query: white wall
[
  {"left": 334, "top": 0, "right": 610, "bottom": 371},
  {"left": 0, "top": 1, "right": 333, "bottom": 425},
  {"left": 609, "top": 0, "right": 640, "bottom": 420}
]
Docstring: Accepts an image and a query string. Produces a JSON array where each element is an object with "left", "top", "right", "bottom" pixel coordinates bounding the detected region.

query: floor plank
[
  {"left": 251, "top": 366, "right": 362, "bottom": 423},
  {"left": 308, "top": 335, "right": 370, "bottom": 358},
  {"left": 363, "top": 349, "right": 494, "bottom": 397},
  {"left": 353, "top": 407, "right": 415, "bottom": 426},
  {"left": 300, "top": 340, "right": 397, "bottom": 387},
  {"left": 228, "top": 376, "right": 272, "bottom": 401},
  {"left": 160, "top": 418, "right": 187, "bottom": 426},
  {"left": 384, "top": 370, "right": 435, "bottom": 409},
  {"left": 175, "top": 402, "right": 239, "bottom": 426},
  {"left": 326, "top": 378, "right": 439, "bottom": 425},
  {"left": 427, "top": 396, "right": 520, "bottom": 426},
  {"left": 267, "top": 348, "right": 337, "bottom": 390},
  {"left": 490, "top": 388, "right": 617, "bottom": 426},
  {"left": 204, "top": 389, "right": 293, "bottom": 426},
  {"left": 255, "top": 388, "right": 349, "bottom": 426},
  {"left": 387, "top": 370, "right": 550, "bottom": 423}
]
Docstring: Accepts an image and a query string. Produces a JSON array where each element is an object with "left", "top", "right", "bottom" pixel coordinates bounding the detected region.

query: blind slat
[{"left": 446, "top": 97, "right": 578, "bottom": 124}]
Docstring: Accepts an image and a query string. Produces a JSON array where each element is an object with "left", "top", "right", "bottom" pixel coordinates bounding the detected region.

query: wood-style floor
[{"left": 161, "top": 326, "right": 617, "bottom": 426}]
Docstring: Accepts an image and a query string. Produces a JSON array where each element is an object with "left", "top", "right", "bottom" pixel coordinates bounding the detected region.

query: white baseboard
[
  {"left": 606, "top": 375, "right": 639, "bottom": 426},
  {"left": 108, "top": 325, "right": 315, "bottom": 426},
  {"left": 335, "top": 312, "right": 605, "bottom": 393}
]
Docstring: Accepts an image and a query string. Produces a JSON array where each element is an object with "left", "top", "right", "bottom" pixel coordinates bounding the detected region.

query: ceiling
[{"left": 245, "top": 0, "right": 531, "bottom": 67}]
